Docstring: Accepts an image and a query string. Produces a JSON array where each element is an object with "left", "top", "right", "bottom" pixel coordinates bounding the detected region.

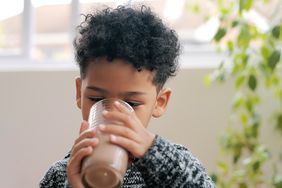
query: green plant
[{"left": 197, "top": 0, "right": 282, "bottom": 187}]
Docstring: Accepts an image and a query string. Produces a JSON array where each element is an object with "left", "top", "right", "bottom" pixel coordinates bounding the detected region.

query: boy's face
[{"left": 75, "top": 57, "right": 171, "bottom": 128}]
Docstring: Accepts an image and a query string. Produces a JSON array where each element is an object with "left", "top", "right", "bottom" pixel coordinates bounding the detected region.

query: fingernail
[
  {"left": 92, "top": 138, "right": 99, "bottom": 143},
  {"left": 115, "top": 101, "right": 122, "bottom": 108},
  {"left": 90, "top": 127, "right": 96, "bottom": 132},
  {"left": 99, "top": 124, "right": 106, "bottom": 130},
  {"left": 87, "top": 146, "right": 93, "bottom": 152},
  {"left": 102, "top": 110, "right": 108, "bottom": 116},
  {"left": 110, "top": 135, "right": 117, "bottom": 142}
]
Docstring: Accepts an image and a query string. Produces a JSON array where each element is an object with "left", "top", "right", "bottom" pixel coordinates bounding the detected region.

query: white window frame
[{"left": 0, "top": 0, "right": 222, "bottom": 71}]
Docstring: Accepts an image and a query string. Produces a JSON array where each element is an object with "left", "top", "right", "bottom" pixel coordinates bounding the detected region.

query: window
[
  {"left": 0, "top": 0, "right": 279, "bottom": 67},
  {"left": 33, "top": 0, "right": 72, "bottom": 61},
  {"left": 79, "top": 0, "right": 217, "bottom": 43},
  {"left": 0, "top": 0, "right": 24, "bottom": 56}
]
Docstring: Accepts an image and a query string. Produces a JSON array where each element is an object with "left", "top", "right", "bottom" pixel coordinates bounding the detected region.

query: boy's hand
[
  {"left": 67, "top": 121, "right": 99, "bottom": 188},
  {"left": 99, "top": 101, "right": 155, "bottom": 158}
]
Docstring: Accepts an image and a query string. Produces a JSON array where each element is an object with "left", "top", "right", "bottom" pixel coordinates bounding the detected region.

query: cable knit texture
[{"left": 39, "top": 135, "right": 215, "bottom": 188}]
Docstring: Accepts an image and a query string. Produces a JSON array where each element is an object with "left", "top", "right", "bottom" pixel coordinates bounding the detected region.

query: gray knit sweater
[{"left": 39, "top": 135, "right": 215, "bottom": 188}]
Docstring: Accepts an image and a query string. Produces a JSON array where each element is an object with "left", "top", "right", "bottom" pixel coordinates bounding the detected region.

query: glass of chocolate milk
[{"left": 81, "top": 98, "right": 133, "bottom": 188}]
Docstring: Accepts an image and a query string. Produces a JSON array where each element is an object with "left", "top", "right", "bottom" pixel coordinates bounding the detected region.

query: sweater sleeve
[
  {"left": 134, "top": 135, "right": 215, "bottom": 188},
  {"left": 39, "top": 158, "right": 69, "bottom": 188}
]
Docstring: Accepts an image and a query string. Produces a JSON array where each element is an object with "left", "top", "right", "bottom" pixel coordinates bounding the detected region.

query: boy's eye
[
  {"left": 88, "top": 97, "right": 104, "bottom": 102},
  {"left": 88, "top": 97, "right": 141, "bottom": 108},
  {"left": 126, "top": 101, "right": 141, "bottom": 107}
]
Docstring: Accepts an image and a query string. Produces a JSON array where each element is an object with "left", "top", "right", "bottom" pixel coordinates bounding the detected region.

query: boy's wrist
[
  {"left": 145, "top": 132, "right": 156, "bottom": 155},
  {"left": 135, "top": 134, "right": 160, "bottom": 162}
]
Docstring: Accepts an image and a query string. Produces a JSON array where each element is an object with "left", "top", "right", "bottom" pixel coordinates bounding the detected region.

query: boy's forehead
[
  {"left": 83, "top": 58, "right": 157, "bottom": 91},
  {"left": 86, "top": 58, "right": 154, "bottom": 78}
]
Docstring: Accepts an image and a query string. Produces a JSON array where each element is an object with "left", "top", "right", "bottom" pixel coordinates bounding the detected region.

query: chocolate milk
[{"left": 81, "top": 99, "right": 133, "bottom": 188}]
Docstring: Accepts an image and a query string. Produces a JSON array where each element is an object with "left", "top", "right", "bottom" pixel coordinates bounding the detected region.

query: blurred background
[{"left": 0, "top": 0, "right": 281, "bottom": 187}]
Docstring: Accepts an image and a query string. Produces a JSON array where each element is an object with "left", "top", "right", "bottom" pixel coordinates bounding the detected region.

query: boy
[{"left": 40, "top": 5, "right": 215, "bottom": 188}]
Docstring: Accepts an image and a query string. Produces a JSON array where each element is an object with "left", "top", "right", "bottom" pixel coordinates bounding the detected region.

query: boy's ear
[
  {"left": 152, "top": 88, "right": 172, "bottom": 118},
  {"left": 75, "top": 77, "right": 82, "bottom": 109}
]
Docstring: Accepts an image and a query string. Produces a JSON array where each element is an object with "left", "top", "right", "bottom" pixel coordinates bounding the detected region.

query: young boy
[{"left": 40, "top": 5, "right": 215, "bottom": 188}]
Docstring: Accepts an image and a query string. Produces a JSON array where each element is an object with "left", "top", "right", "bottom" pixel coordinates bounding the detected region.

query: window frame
[{"left": 0, "top": 0, "right": 221, "bottom": 71}]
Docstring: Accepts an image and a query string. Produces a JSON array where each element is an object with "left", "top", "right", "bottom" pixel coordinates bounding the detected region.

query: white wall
[{"left": 0, "top": 63, "right": 280, "bottom": 187}]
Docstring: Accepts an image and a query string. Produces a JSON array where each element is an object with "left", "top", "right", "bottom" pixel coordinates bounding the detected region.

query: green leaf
[
  {"left": 232, "top": 93, "right": 244, "bottom": 110},
  {"left": 227, "top": 41, "right": 234, "bottom": 52},
  {"left": 233, "top": 169, "right": 246, "bottom": 178},
  {"left": 239, "top": 0, "right": 253, "bottom": 14},
  {"left": 275, "top": 88, "right": 282, "bottom": 100},
  {"left": 220, "top": 7, "right": 230, "bottom": 16},
  {"left": 234, "top": 153, "right": 241, "bottom": 164},
  {"left": 239, "top": 0, "right": 244, "bottom": 14},
  {"left": 214, "top": 27, "right": 227, "bottom": 42},
  {"left": 273, "top": 175, "right": 282, "bottom": 188},
  {"left": 252, "top": 161, "right": 260, "bottom": 172},
  {"left": 265, "top": 77, "right": 272, "bottom": 88},
  {"left": 218, "top": 61, "right": 224, "bottom": 70},
  {"left": 250, "top": 122, "right": 259, "bottom": 138},
  {"left": 218, "top": 161, "right": 229, "bottom": 174},
  {"left": 248, "top": 74, "right": 257, "bottom": 91},
  {"left": 272, "top": 74, "right": 280, "bottom": 86},
  {"left": 256, "top": 146, "right": 270, "bottom": 161},
  {"left": 261, "top": 46, "right": 270, "bottom": 59},
  {"left": 268, "top": 50, "right": 281, "bottom": 70},
  {"left": 187, "top": 3, "right": 201, "bottom": 14},
  {"left": 210, "top": 173, "right": 218, "bottom": 183},
  {"left": 272, "top": 25, "right": 280, "bottom": 39},
  {"left": 240, "top": 114, "right": 248, "bottom": 124},
  {"left": 236, "top": 75, "right": 246, "bottom": 89},
  {"left": 204, "top": 75, "right": 212, "bottom": 86},
  {"left": 274, "top": 180, "right": 282, "bottom": 188},
  {"left": 239, "top": 182, "right": 248, "bottom": 188},
  {"left": 245, "top": 0, "right": 253, "bottom": 10},
  {"left": 276, "top": 113, "right": 282, "bottom": 134},
  {"left": 237, "top": 25, "right": 251, "bottom": 48},
  {"left": 232, "top": 20, "right": 239, "bottom": 27},
  {"left": 245, "top": 99, "right": 253, "bottom": 112}
]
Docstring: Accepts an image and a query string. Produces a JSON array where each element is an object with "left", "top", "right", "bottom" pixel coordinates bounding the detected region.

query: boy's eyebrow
[
  {"left": 86, "top": 86, "right": 147, "bottom": 96},
  {"left": 87, "top": 86, "right": 107, "bottom": 93}
]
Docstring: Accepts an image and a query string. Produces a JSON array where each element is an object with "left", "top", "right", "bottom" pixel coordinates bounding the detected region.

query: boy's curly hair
[{"left": 74, "top": 5, "right": 180, "bottom": 88}]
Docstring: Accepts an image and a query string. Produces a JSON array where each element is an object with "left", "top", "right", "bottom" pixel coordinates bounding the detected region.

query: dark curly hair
[{"left": 74, "top": 5, "right": 180, "bottom": 89}]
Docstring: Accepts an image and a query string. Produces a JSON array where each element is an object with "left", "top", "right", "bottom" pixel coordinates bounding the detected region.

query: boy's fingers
[
  {"left": 102, "top": 110, "right": 138, "bottom": 131},
  {"left": 99, "top": 124, "right": 139, "bottom": 142},
  {"left": 104, "top": 112, "right": 131, "bottom": 130},
  {"left": 72, "top": 138, "right": 99, "bottom": 156},
  {"left": 75, "top": 128, "right": 97, "bottom": 145},
  {"left": 114, "top": 101, "right": 133, "bottom": 115},
  {"left": 109, "top": 135, "right": 142, "bottom": 158},
  {"left": 79, "top": 120, "right": 89, "bottom": 134},
  {"left": 68, "top": 146, "right": 92, "bottom": 175}
]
